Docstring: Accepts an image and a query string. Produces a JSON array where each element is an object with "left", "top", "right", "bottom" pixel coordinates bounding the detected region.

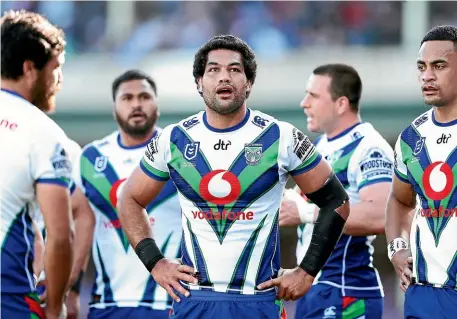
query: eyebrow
[
  {"left": 207, "top": 61, "right": 242, "bottom": 67},
  {"left": 417, "top": 59, "right": 448, "bottom": 64}
]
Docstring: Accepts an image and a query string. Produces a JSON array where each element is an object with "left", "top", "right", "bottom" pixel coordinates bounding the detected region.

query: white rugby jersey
[
  {"left": 140, "top": 108, "right": 322, "bottom": 295},
  {"left": 394, "top": 109, "right": 457, "bottom": 289},
  {"left": 74, "top": 129, "right": 181, "bottom": 309},
  {"left": 34, "top": 138, "right": 82, "bottom": 232},
  {"left": 0, "top": 89, "right": 72, "bottom": 294},
  {"left": 296, "top": 122, "right": 393, "bottom": 298}
]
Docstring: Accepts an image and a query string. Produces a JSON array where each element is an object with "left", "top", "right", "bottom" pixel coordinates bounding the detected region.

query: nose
[
  {"left": 300, "top": 94, "right": 311, "bottom": 110},
  {"left": 218, "top": 68, "right": 231, "bottom": 84},
  {"left": 421, "top": 66, "right": 436, "bottom": 83}
]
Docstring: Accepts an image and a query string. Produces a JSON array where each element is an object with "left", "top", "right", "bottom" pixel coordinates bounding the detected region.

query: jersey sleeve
[
  {"left": 30, "top": 120, "right": 72, "bottom": 189},
  {"left": 140, "top": 126, "right": 171, "bottom": 181},
  {"left": 67, "top": 139, "right": 83, "bottom": 195},
  {"left": 352, "top": 139, "right": 394, "bottom": 191},
  {"left": 393, "top": 133, "right": 410, "bottom": 184},
  {"left": 279, "top": 122, "right": 322, "bottom": 176}
]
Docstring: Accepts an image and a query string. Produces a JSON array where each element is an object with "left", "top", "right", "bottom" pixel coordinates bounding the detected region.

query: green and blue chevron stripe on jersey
[
  {"left": 413, "top": 226, "right": 428, "bottom": 283},
  {"left": 327, "top": 137, "right": 364, "bottom": 188},
  {"left": 80, "top": 145, "right": 130, "bottom": 251},
  {"left": 399, "top": 126, "right": 457, "bottom": 246},
  {"left": 168, "top": 123, "right": 280, "bottom": 244}
]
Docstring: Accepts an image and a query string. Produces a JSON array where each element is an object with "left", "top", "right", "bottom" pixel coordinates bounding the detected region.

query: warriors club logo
[
  {"left": 422, "top": 161, "right": 454, "bottom": 200},
  {"left": 199, "top": 170, "right": 241, "bottom": 205}
]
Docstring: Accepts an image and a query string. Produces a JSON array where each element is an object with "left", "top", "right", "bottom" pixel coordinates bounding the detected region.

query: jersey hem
[
  {"left": 140, "top": 161, "right": 169, "bottom": 181},
  {"left": 394, "top": 168, "right": 409, "bottom": 184},
  {"left": 357, "top": 177, "right": 392, "bottom": 191},
  {"left": 35, "top": 178, "right": 70, "bottom": 188},
  {"left": 314, "top": 281, "right": 384, "bottom": 298},
  {"left": 290, "top": 154, "right": 322, "bottom": 176}
]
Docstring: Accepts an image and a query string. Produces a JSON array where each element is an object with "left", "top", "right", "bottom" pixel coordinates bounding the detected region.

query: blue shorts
[
  {"left": 169, "top": 289, "right": 286, "bottom": 319},
  {"left": 295, "top": 284, "right": 383, "bottom": 319},
  {"left": 404, "top": 284, "right": 457, "bottom": 319},
  {"left": 1, "top": 292, "right": 45, "bottom": 319},
  {"left": 88, "top": 306, "right": 170, "bottom": 319}
]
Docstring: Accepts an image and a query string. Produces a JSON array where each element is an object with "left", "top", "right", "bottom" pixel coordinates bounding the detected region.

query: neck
[
  {"left": 118, "top": 127, "right": 155, "bottom": 147},
  {"left": 433, "top": 102, "right": 457, "bottom": 123},
  {"left": 1, "top": 79, "right": 32, "bottom": 102},
  {"left": 325, "top": 112, "right": 361, "bottom": 140},
  {"left": 205, "top": 104, "right": 247, "bottom": 130}
]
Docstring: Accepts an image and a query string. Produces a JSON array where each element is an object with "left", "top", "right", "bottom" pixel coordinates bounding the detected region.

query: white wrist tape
[
  {"left": 283, "top": 189, "right": 316, "bottom": 224},
  {"left": 388, "top": 237, "right": 409, "bottom": 261}
]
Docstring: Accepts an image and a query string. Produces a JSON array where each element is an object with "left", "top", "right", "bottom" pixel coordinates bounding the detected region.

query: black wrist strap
[
  {"left": 70, "top": 270, "right": 84, "bottom": 294},
  {"left": 134, "top": 238, "right": 165, "bottom": 272}
]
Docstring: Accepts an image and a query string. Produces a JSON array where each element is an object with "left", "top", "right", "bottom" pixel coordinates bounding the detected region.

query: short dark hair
[
  {"left": 313, "top": 64, "right": 362, "bottom": 112},
  {"left": 421, "top": 25, "right": 457, "bottom": 50},
  {"left": 193, "top": 35, "right": 257, "bottom": 91},
  {"left": 111, "top": 69, "right": 157, "bottom": 101},
  {"left": 1, "top": 10, "right": 66, "bottom": 80}
]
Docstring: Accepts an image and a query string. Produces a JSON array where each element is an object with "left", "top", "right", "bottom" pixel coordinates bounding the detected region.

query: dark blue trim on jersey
[
  {"left": 327, "top": 122, "right": 363, "bottom": 142},
  {"left": 358, "top": 177, "right": 392, "bottom": 191},
  {"left": 431, "top": 110, "right": 457, "bottom": 127},
  {"left": 186, "top": 218, "right": 212, "bottom": 287},
  {"left": 415, "top": 226, "right": 428, "bottom": 283},
  {"left": 289, "top": 154, "right": 322, "bottom": 176},
  {"left": 202, "top": 108, "right": 251, "bottom": 133},
  {"left": 36, "top": 178, "right": 70, "bottom": 188},
  {"left": 444, "top": 251, "right": 457, "bottom": 288},
  {"left": 255, "top": 212, "right": 281, "bottom": 290},
  {"left": 1, "top": 206, "right": 35, "bottom": 294},
  {"left": 82, "top": 146, "right": 119, "bottom": 185},
  {"left": 116, "top": 130, "right": 157, "bottom": 150},
  {"left": 180, "top": 230, "right": 194, "bottom": 269},
  {"left": 1, "top": 88, "right": 27, "bottom": 101},
  {"left": 394, "top": 169, "right": 410, "bottom": 184},
  {"left": 140, "top": 161, "right": 169, "bottom": 182},
  {"left": 69, "top": 181, "right": 76, "bottom": 195},
  {"left": 170, "top": 126, "right": 212, "bottom": 177},
  {"left": 94, "top": 243, "right": 114, "bottom": 304},
  {"left": 146, "top": 180, "right": 177, "bottom": 211}
]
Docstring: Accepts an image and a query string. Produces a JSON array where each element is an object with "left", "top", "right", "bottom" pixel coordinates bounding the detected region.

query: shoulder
[
  {"left": 175, "top": 112, "right": 204, "bottom": 131},
  {"left": 81, "top": 131, "right": 118, "bottom": 155}
]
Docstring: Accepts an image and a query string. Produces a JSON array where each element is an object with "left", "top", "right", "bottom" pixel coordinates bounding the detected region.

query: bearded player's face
[
  {"left": 417, "top": 40, "right": 457, "bottom": 107},
  {"left": 198, "top": 49, "right": 252, "bottom": 115},
  {"left": 114, "top": 79, "right": 158, "bottom": 138},
  {"left": 300, "top": 74, "right": 338, "bottom": 134},
  {"left": 33, "top": 53, "right": 64, "bottom": 113}
]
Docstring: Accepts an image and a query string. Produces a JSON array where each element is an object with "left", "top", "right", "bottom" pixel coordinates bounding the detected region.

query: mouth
[
  {"left": 422, "top": 85, "right": 439, "bottom": 95},
  {"left": 129, "top": 112, "right": 147, "bottom": 120},
  {"left": 216, "top": 86, "right": 234, "bottom": 98}
]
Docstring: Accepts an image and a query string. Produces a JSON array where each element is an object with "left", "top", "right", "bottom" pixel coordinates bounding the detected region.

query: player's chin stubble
[
  {"left": 115, "top": 112, "right": 156, "bottom": 138},
  {"left": 203, "top": 91, "right": 245, "bottom": 115}
]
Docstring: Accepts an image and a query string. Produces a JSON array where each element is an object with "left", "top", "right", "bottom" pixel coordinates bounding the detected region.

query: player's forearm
[
  {"left": 343, "top": 201, "right": 385, "bottom": 236},
  {"left": 68, "top": 205, "right": 94, "bottom": 286},
  {"left": 385, "top": 194, "right": 414, "bottom": 243},
  {"left": 44, "top": 233, "right": 73, "bottom": 312},
  {"left": 118, "top": 192, "right": 153, "bottom": 248}
]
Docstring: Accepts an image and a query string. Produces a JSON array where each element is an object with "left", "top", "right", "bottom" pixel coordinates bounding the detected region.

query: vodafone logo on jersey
[
  {"left": 422, "top": 161, "right": 454, "bottom": 200},
  {"left": 199, "top": 170, "right": 241, "bottom": 205},
  {"left": 109, "top": 178, "right": 127, "bottom": 208}
]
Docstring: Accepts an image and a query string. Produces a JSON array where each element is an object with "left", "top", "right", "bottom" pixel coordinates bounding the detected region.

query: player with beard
[
  {"left": 386, "top": 25, "right": 457, "bottom": 318},
  {"left": 72, "top": 70, "right": 181, "bottom": 319},
  {"left": 117, "top": 35, "right": 350, "bottom": 319},
  {"left": 0, "top": 10, "right": 73, "bottom": 319}
]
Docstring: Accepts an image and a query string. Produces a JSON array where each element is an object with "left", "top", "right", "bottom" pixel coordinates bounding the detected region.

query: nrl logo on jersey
[
  {"left": 413, "top": 137, "right": 426, "bottom": 156},
  {"left": 94, "top": 156, "right": 108, "bottom": 173},
  {"left": 244, "top": 143, "right": 263, "bottom": 166},
  {"left": 184, "top": 142, "right": 200, "bottom": 161}
]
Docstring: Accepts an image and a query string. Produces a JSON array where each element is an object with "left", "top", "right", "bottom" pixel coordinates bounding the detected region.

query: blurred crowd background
[{"left": 2, "top": 1, "right": 457, "bottom": 318}]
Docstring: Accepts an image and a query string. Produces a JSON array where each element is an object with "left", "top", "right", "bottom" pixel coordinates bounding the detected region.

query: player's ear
[
  {"left": 245, "top": 81, "right": 253, "bottom": 98},
  {"left": 336, "top": 96, "right": 350, "bottom": 115},
  {"left": 22, "top": 60, "right": 38, "bottom": 87},
  {"left": 197, "top": 78, "right": 203, "bottom": 96}
]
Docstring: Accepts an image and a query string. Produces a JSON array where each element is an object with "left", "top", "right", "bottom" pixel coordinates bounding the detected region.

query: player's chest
[{"left": 403, "top": 129, "right": 457, "bottom": 202}]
